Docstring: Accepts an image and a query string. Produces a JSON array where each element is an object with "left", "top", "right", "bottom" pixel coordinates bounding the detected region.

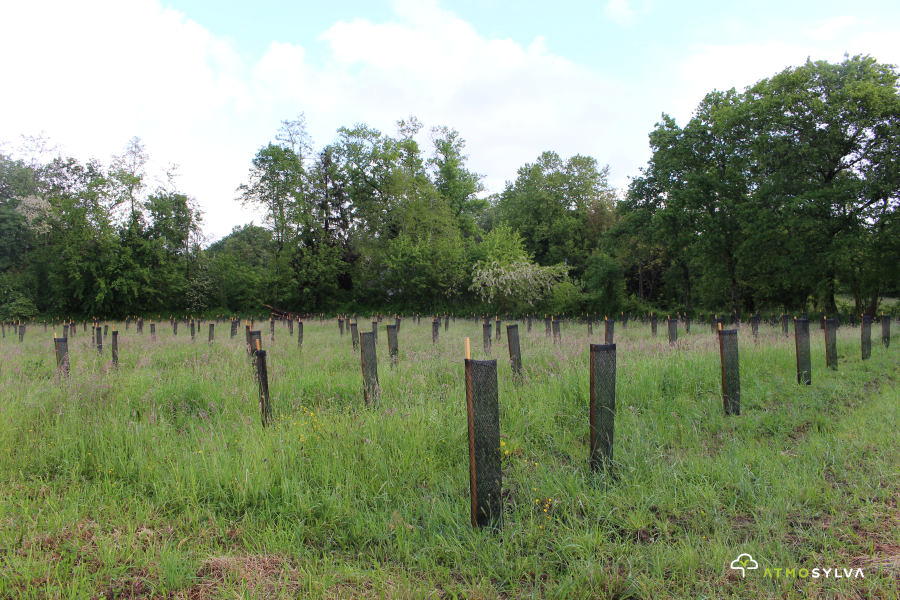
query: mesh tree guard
[
  {"left": 150, "top": 323, "right": 156, "bottom": 340},
  {"left": 111, "top": 331, "right": 119, "bottom": 367},
  {"left": 495, "top": 318, "right": 501, "bottom": 340},
  {"left": 230, "top": 320, "right": 237, "bottom": 338},
  {"left": 138, "top": 319, "right": 143, "bottom": 334},
  {"left": 256, "top": 349, "right": 272, "bottom": 427},
  {"left": 95, "top": 327, "right": 102, "bottom": 353},
  {"left": 668, "top": 318, "right": 678, "bottom": 345},
  {"left": 445, "top": 315, "right": 449, "bottom": 331},
  {"left": 104, "top": 324, "right": 108, "bottom": 338},
  {"left": 651, "top": 314, "right": 657, "bottom": 337},
  {"left": 63, "top": 324, "right": 69, "bottom": 338},
  {"left": 589, "top": 343, "right": 616, "bottom": 472},
  {"left": 360, "top": 331, "right": 379, "bottom": 405},
  {"left": 173, "top": 321, "right": 178, "bottom": 336},
  {"left": 270, "top": 319, "right": 275, "bottom": 341},
  {"left": 478, "top": 323, "right": 490, "bottom": 354},
  {"left": 552, "top": 320, "right": 561, "bottom": 344},
  {"left": 54, "top": 337, "right": 70, "bottom": 377},
  {"left": 396, "top": 316, "right": 402, "bottom": 334},
  {"left": 884, "top": 316, "right": 892, "bottom": 349},
  {"left": 372, "top": 320, "right": 378, "bottom": 343},
  {"left": 861, "top": 316, "right": 873, "bottom": 360},
  {"left": 209, "top": 323, "right": 215, "bottom": 342},
  {"left": 288, "top": 318, "right": 294, "bottom": 335},
  {"left": 464, "top": 359, "right": 501, "bottom": 528},
  {"left": 191, "top": 321, "right": 195, "bottom": 340},
  {"left": 339, "top": 318, "right": 344, "bottom": 336},
  {"left": 386, "top": 324, "right": 399, "bottom": 363},
  {"left": 819, "top": 311, "right": 825, "bottom": 330},
  {"left": 685, "top": 314, "right": 691, "bottom": 333},
  {"left": 587, "top": 316, "right": 593, "bottom": 335},
  {"left": 718, "top": 329, "right": 741, "bottom": 415},
  {"left": 782, "top": 314, "right": 789, "bottom": 337},
  {"left": 825, "top": 318, "right": 838, "bottom": 370},
  {"left": 849, "top": 314, "right": 856, "bottom": 327},
  {"left": 527, "top": 315, "right": 532, "bottom": 332},
  {"left": 249, "top": 331, "right": 262, "bottom": 358},
  {"left": 351, "top": 322, "right": 359, "bottom": 350},
  {"left": 751, "top": 315, "right": 759, "bottom": 339},
  {"left": 507, "top": 324, "right": 522, "bottom": 378},
  {"left": 621, "top": 312, "right": 628, "bottom": 328},
  {"left": 432, "top": 319, "right": 440, "bottom": 343},
  {"left": 795, "top": 319, "right": 812, "bottom": 385},
  {"left": 545, "top": 317, "right": 551, "bottom": 336},
  {"left": 297, "top": 321, "right": 304, "bottom": 350},
  {"left": 604, "top": 319, "right": 614, "bottom": 345},
  {"left": 19, "top": 325, "right": 25, "bottom": 343}
]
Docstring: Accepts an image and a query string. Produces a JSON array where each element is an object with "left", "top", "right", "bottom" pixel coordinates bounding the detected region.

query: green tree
[
  {"left": 742, "top": 55, "right": 900, "bottom": 314},
  {"left": 429, "top": 126, "right": 486, "bottom": 236},
  {"left": 236, "top": 143, "right": 305, "bottom": 309},
  {"left": 498, "top": 151, "right": 616, "bottom": 277}
]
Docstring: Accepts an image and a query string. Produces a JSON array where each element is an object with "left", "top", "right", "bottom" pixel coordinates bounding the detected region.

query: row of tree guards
[
  {"left": 38, "top": 310, "right": 894, "bottom": 528},
  {"left": 232, "top": 312, "right": 891, "bottom": 528},
  {"left": 8, "top": 307, "right": 890, "bottom": 338}
]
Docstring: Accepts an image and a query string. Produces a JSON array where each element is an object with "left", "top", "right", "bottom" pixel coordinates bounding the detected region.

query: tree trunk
[
  {"left": 638, "top": 261, "right": 644, "bottom": 301},
  {"left": 681, "top": 262, "right": 691, "bottom": 310}
]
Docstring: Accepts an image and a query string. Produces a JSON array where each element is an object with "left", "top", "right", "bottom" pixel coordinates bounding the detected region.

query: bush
[{"left": 0, "top": 295, "right": 38, "bottom": 321}]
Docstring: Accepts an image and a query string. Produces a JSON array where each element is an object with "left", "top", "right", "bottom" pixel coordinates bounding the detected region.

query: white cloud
[
  {"left": 805, "top": 16, "right": 862, "bottom": 41},
  {"left": 0, "top": 0, "right": 263, "bottom": 238},
  {"left": 604, "top": 0, "right": 636, "bottom": 26},
  {"left": 671, "top": 42, "right": 815, "bottom": 120},
  {"left": 8, "top": 0, "right": 894, "bottom": 241}
]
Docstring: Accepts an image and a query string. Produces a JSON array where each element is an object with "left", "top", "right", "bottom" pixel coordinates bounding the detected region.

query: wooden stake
[{"left": 465, "top": 337, "right": 471, "bottom": 359}]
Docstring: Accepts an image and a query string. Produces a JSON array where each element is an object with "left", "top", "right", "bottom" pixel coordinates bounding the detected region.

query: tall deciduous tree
[{"left": 498, "top": 151, "right": 616, "bottom": 277}]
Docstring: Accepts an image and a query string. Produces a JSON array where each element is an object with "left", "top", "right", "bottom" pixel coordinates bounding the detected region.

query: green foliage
[
  {"left": 469, "top": 259, "right": 568, "bottom": 312},
  {"left": 582, "top": 251, "right": 624, "bottom": 314},
  {"left": 3, "top": 58, "right": 897, "bottom": 320},
  {"left": 0, "top": 294, "right": 37, "bottom": 321},
  {"left": 540, "top": 278, "right": 586, "bottom": 315},
  {"left": 467, "top": 223, "right": 529, "bottom": 266},
  {"left": 624, "top": 55, "right": 900, "bottom": 315},
  {"left": 498, "top": 151, "right": 616, "bottom": 277}
]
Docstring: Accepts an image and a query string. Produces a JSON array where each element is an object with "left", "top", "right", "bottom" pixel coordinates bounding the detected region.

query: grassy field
[{"left": 0, "top": 316, "right": 898, "bottom": 599}]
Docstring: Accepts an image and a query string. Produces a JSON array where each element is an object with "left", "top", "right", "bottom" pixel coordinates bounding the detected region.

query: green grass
[{"left": 0, "top": 317, "right": 898, "bottom": 598}]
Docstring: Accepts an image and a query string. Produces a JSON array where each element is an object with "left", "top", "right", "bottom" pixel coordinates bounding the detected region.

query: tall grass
[{"left": 0, "top": 317, "right": 897, "bottom": 598}]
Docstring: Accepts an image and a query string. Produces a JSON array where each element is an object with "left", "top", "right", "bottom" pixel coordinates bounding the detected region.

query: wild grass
[{"left": 0, "top": 317, "right": 897, "bottom": 598}]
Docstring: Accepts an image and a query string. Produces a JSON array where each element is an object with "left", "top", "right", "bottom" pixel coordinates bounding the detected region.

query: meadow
[{"left": 0, "top": 316, "right": 898, "bottom": 599}]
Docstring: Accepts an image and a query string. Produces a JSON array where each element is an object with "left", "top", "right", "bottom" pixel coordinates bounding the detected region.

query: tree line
[{"left": 0, "top": 55, "right": 897, "bottom": 320}]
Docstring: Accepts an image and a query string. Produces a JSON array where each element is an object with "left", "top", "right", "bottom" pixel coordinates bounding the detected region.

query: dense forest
[{"left": 0, "top": 55, "right": 897, "bottom": 320}]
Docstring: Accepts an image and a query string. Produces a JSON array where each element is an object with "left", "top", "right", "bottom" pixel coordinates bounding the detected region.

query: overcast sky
[{"left": 2, "top": 0, "right": 898, "bottom": 241}]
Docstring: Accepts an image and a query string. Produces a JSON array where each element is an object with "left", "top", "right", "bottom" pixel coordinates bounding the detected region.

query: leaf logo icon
[{"left": 730, "top": 553, "right": 759, "bottom": 578}]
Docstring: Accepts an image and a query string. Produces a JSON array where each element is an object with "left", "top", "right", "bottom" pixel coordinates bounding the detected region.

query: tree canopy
[{"left": 0, "top": 55, "right": 897, "bottom": 319}]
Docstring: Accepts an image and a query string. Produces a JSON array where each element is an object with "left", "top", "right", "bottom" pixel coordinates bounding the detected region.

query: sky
[{"left": 2, "top": 0, "right": 898, "bottom": 241}]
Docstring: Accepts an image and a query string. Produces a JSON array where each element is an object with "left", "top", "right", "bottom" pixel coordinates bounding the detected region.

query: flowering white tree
[
  {"left": 469, "top": 259, "right": 568, "bottom": 311},
  {"left": 15, "top": 195, "right": 51, "bottom": 235}
]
